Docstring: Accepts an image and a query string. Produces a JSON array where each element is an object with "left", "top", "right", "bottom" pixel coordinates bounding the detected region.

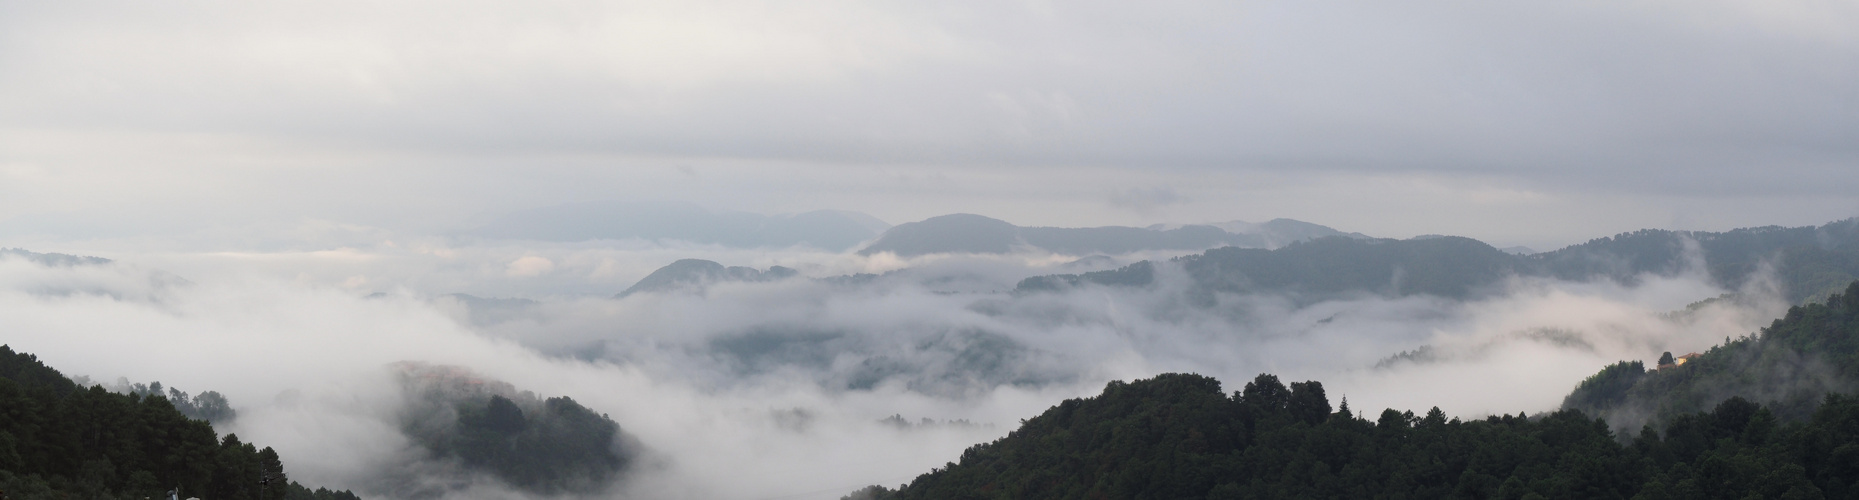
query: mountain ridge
[
  {"left": 1017, "top": 218, "right": 1859, "bottom": 305},
  {"left": 614, "top": 258, "right": 798, "bottom": 298},
  {"left": 856, "top": 214, "right": 1362, "bottom": 257}
]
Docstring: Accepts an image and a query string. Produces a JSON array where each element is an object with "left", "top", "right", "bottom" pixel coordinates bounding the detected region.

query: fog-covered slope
[
  {"left": 1533, "top": 219, "right": 1859, "bottom": 303},
  {"left": 852, "top": 369, "right": 1858, "bottom": 499},
  {"left": 394, "top": 362, "right": 640, "bottom": 496},
  {"left": 12, "top": 216, "right": 1857, "bottom": 499},
  {"left": 1564, "top": 280, "right": 1859, "bottom": 432},
  {"left": 0, "top": 345, "right": 360, "bottom": 500}
]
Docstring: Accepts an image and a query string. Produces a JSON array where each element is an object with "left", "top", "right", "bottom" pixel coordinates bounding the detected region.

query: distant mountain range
[
  {"left": 1020, "top": 218, "right": 1859, "bottom": 305},
  {"left": 469, "top": 202, "right": 891, "bottom": 251},
  {"left": 855, "top": 214, "right": 1366, "bottom": 257},
  {"left": 470, "top": 205, "right": 1367, "bottom": 257},
  {"left": 604, "top": 214, "right": 1369, "bottom": 298},
  {"left": 611, "top": 218, "right": 1859, "bottom": 306}
]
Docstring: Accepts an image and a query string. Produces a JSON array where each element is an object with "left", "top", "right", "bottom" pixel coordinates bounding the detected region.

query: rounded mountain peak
[{"left": 857, "top": 214, "right": 1022, "bottom": 257}]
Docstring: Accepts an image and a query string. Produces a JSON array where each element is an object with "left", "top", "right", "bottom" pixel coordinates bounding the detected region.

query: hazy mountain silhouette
[
  {"left": 1019, "top": 235, "right": 1518, "bottom": 302},
  {"left": 1533, "top": 219, "right": 1859, "bottom": 303},
  {"left": 1019, "top": 218, "right": 1859, "bottom": 305},
  {"left": 1204, "top": 218, "right": 1373, "bottom": 248},
  {"left": 615, "top": 259, "right": 798, "bottom": 297},
  {"left": 1, "top": 247, "right": 112, "bottom": 267},
  {"left": 856, "top": 214, "right": 1362, "bottom": 257}
]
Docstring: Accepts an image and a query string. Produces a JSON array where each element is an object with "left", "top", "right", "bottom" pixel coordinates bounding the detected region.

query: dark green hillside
[
  {"left": 424, "top": 395, "right": 631, "bottom": 494},
  {"left": 864, "top": 373, "right": 1645, "bottom": 499},
  {"left": 852, "top": 371, "right": 1859, "bottom": 500},
  {"left": 1565, "top": 280, "right": 1859, "bottom": 432},
  {"left": 396, "top": 363, "right": 638, "bottom": 495},
  {"left": 0, "top": 345, "right": 359, "bottom": 500}
]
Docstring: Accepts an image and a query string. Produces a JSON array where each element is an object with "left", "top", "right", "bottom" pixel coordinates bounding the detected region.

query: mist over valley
[
  {"left": 7, "top": 212, "right": 1857, "bottom": 498},
  {"left": 4, "top": 2, "right": 1858, "bottom": 498}
]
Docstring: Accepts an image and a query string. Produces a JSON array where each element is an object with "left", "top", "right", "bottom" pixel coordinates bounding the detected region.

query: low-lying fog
[{"left": 0, "top": 239, "right": 1787, "bottom": 499}]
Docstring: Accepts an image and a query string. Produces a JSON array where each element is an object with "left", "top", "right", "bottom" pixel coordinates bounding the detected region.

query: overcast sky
[{"left": 2, "top": 0, "right": 1856, "bottom": 251}]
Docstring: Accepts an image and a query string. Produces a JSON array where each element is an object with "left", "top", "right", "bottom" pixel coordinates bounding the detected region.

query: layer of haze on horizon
[{"left": 2, "top": 1, "right": 1856, "bottom": 254}]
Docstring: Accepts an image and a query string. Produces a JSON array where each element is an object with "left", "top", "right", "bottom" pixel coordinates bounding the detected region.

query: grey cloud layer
[
  {"left": 7, "top": 2, "right": 1852, "bottom": 178},
  {"left": 1, "top": 2, "right": 1855, "bottom": 249}
]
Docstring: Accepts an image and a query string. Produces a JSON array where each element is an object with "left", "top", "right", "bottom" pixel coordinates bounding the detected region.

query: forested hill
[
  {"left": 1565, "top": 280, "right": 1859, "bottom": 433},
  {"left": 0, "top": 345, "right": 360, "bottom": 500},
  {"left": 849, "top": 371, "right": 1859, "bottom": 500},
  {"left": 1018, "top": 218, "right": 1859, "bottom": 304},
  {"left": 615, "top": 258, "right": 797, "bottom": 298},
  {"left": 394, "top": 362, "right": 639, "bottom": 496},
  {"left": 1538, "top": 220, "right": 1859, "bottom": 304}
]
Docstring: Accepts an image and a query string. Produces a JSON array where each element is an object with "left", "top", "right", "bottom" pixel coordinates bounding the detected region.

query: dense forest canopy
[
  {"left": 0, "top": 349, "right": 638, "bottom": 499},
  {"left": 1565, "top": 280, "right": 1859, "bottom": 433},
  {"left": 852, "top": 279, "right": 1859, "bottom": 499},
  {"left": 0, "top": 345, "right": 359, "bottom": 500},
  {"left": 63, "top": 377, "right": 239, "bottom": 424},
  {"left": 851, "top": 373, "right": 1852, "bottom": 499}
]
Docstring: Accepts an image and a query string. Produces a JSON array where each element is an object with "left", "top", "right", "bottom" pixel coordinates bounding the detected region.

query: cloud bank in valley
[
  {"left": 0, "top": 240, "right": 1791, "bottom": 498},
  {"left": 3, "top": 1, "right": 1853, "bottom": 497}
]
